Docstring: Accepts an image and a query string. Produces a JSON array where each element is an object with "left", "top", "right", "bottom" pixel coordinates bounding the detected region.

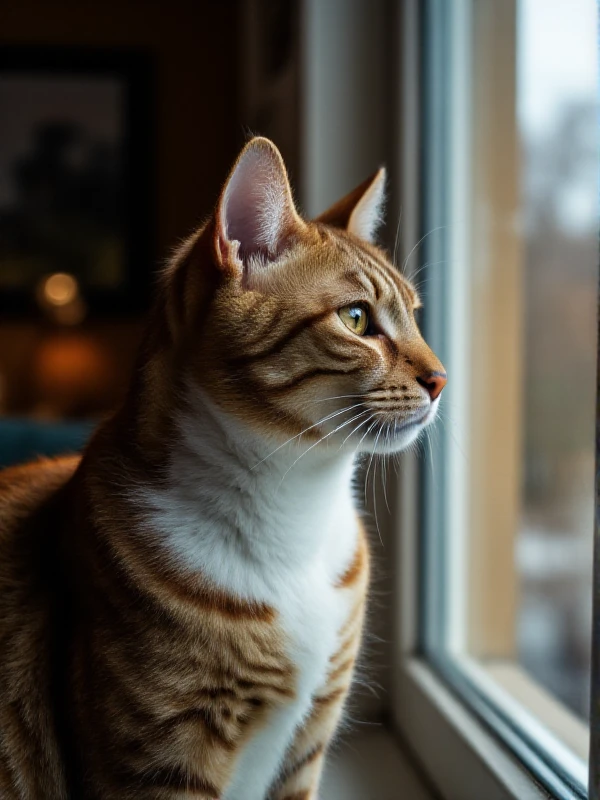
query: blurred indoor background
[{"left": 0, "top": 1, "right": 305, "bottom": 429}]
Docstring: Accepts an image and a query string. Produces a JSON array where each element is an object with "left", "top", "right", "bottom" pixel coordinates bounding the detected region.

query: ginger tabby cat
[{"left": 0, "top": 138, "right": 446, "bottom": 799}]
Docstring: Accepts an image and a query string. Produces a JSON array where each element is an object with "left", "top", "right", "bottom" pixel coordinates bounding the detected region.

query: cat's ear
[
  {"left": 316, "top": 168, "right": 386, "bottom": 243},
  {"left": 214, "top": 137, "right": 303, "bottom": 274}
]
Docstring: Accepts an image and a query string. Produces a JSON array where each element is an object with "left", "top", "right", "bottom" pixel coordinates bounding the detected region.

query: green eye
[{"left": 339, "top": 304, "right": 369, "bottom": 336}]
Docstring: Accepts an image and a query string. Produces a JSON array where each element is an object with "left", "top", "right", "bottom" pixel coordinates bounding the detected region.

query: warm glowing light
[{"left": 42, "top": 273, "right": 79, "bottom": 307}]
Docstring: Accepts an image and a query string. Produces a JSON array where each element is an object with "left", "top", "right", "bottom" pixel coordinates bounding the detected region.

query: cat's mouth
[
  {"left": 356, "top": 400, "right": 439, "bottom": 454},
  {"left": 377, "top": 401, "right": 438, "bottom": 432},
  {"left": 316, "top": 399, "right": 439, "bottom": 455},
  {"left": 415, "top": 399, "right": 439, "bottom": 427},
  {"left": 391, "top": 415, "right": 427, "bottom": 435},
  {"left": 388, "top": 409, "right": 430, "bottom": 436}
]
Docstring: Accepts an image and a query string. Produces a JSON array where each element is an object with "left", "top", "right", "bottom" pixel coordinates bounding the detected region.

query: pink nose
[{"left": 417, "top": 371, "right": 447, "bottom": 401}]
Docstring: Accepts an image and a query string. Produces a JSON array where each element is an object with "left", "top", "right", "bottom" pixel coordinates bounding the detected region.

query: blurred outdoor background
[{"left": 515, "top": 0, "right": 597, "bottom": 718}]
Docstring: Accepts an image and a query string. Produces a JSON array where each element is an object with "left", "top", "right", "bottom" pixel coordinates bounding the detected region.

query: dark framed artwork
[{"left": 0, "top": 46, "right": 154, "bottom": 316}]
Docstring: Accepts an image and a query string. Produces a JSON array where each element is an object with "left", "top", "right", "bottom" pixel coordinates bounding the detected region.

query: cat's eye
[{"left": 338, "top": 304, "right": 369, "bottom": 336}]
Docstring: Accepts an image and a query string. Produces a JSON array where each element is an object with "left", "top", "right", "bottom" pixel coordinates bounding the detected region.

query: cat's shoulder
[{"left": 0, "top": 455, "right": 80, "bottom": 537}]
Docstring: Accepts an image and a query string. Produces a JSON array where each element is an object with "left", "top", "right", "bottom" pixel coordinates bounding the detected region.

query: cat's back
[
  {"left": 0, "top": 455, "right": 79, "bottom": 800},
  {"left": 0, "top": 453, "right": 79, "bottom": 656},
  {"left": 0, "top": 454, "right": 80, "bottom": 591},
  {"left": 0, "top": 455, "right": 79, "bottom": 538}
]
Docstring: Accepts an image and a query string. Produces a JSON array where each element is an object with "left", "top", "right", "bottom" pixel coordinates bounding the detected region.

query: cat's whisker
[
  {"left": 437, "top": 421, "right": 469, "bottom": 450},
  {"left": 424, "top": 426, "right": 436, "bottom": 488},
  {"left": 363, "top": 426, "right": 378, "bottom": 507},
  {"left": 251, "top": 403, "right": 364, "bottom": 469},
  {"left": 340, "top": 413, "right": 374, "bottom": 447},
  {"left": 408, "top": 257, "right": 446, "bottom": 283},
  {"left": 276, "top": 409, "right": 370, "bottom": 488},
  {"left": 392, "top": 207, "right": 403, "bottom": 268},
  {"left": 382, "top": 424, "right": 391, "bottom": 515},
  {"left": 401, "top": 225, "right": 446, "bottom": 276},
  {"left": 352, "top": 677, "right": 382, "bottom": 698},
  {"left": 344, "top": 716, "right": 383, "bottom": 728},
  {"left": 355, "top": 418, "right": 379, "bottom": 455},
  {"left": 436, "top": 405, "right": 467, "bottom": 437},
  {"left": 411, "top": 276, "right": 435, "bottom": 295},
  {"left": 435, "top": 415, "right": 469, "bottom": 464},
  {"left": 372, "top": 453, "right": 382, "bottom": 546},
  {"left": 364, "top": 421, "right": 385, "bottom": 547}
]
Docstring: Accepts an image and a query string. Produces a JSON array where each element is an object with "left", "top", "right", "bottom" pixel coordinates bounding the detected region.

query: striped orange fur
[{"left": 0, "top": 137, "right": 445, "bottom": 799}]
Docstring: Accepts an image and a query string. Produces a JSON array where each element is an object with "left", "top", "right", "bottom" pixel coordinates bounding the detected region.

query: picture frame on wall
[{"left": 0, "top": 46, "right": 154, "bottom": 316}]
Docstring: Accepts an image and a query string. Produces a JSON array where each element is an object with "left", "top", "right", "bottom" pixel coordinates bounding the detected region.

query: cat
[{"left": 0, "top": 137, "right": 446, "bottom": 800}]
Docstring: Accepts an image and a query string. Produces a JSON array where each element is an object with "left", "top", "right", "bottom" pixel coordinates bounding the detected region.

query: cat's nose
[{"left": 417, "top": 371, "right": 447, "bottom": 401}]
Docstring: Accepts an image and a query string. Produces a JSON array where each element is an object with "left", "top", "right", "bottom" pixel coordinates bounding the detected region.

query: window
[{"left": 393, "top": 1, "right": 598, "bottom": 798}]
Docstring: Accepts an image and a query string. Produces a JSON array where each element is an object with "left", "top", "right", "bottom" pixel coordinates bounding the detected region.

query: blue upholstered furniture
[{"left": 0, "top": 419, "right": 94, "bottom": 470}]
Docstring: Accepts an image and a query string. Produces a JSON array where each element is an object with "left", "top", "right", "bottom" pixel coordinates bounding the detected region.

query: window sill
[
  {"left": 330, "top": 658, "right": 587, "bottom": 800},
  {"left": 321, "top": 727, "right": 434, "bottom": 800},
  {"left": 475, "top": 660, "right": 588, "bottom": 764},
  {"left": 394, "top": 658, "right": 563, "bottom": 800}
]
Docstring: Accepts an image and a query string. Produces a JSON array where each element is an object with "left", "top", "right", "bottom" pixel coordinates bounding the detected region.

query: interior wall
[{"left": 301, "top": 0, "right": 391, "bottom": 219}]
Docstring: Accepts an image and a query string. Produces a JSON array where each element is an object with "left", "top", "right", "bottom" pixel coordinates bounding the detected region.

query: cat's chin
[
  {"left": 358, "top": 420, "right": 423, "bottom": 455},
  {"left": 352, "top": 403, "right": 439, "bottom": 455}
]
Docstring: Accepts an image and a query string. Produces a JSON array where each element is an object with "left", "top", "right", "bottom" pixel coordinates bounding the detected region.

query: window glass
[{"left": 419, "top": 0, "right": 598, "bottom": 786}]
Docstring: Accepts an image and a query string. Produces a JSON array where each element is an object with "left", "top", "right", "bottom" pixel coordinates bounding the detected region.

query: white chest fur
[
  {"left": 139, "top": 396, "right": 361, "bottom": 800},
  {"left": 223, "top": 560, "right": 355, "bottom": 800}
]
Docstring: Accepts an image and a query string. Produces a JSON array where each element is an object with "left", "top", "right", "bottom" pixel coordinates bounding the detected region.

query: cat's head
[{"left": 163, "top": 137, "right": 446, "bottom": 455}]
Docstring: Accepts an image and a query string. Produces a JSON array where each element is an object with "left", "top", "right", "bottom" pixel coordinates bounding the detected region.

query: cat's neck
[{"left": 129, "top": 385, "right": 360, "bottom": 596}]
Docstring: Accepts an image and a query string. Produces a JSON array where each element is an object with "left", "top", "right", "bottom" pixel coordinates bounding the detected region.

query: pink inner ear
[{"left": 221, "top": 148, "right": 290, "bottom": 261}]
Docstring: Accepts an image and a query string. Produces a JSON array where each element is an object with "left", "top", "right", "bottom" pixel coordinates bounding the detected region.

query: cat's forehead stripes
[
  {"left": 333, "top": 236, "right": 418, "bottom": 328},
  {"left": 342, "top": 269, "right": 376, "bottom": 298},
  {"left": 358, "top": 244, "right": 422, "bottom": 308}
]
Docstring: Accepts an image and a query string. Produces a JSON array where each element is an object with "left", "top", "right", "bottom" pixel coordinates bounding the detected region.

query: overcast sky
[
  {"left": 518, "top": 0, "right": 598, "bottom": 136},
  {"left": 518, "top": 0, "right": 598, "bottom": 232}
]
